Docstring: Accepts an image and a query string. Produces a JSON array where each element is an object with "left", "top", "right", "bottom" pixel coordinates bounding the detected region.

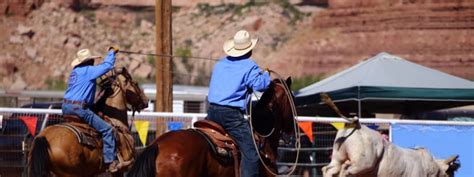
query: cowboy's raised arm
[
  {"left": 86, "top": 50, "right": 116, "bottom": 80},
  {"left": 245, "top": 61, "right": 271, "bottom": 92}
]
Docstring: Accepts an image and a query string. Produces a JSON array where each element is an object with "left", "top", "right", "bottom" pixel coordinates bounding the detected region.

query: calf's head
[{"left": 436, "top": 155, "right": 460, "bottom": 177}]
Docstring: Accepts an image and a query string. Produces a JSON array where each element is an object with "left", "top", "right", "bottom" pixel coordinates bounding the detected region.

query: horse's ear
[{"left": 285, "top": 77, "right": 292, "bottom": 87}]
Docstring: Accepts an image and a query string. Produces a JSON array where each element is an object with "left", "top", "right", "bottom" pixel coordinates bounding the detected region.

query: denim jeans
[
  {"left": 62, "top": 103, "right": 116, "bottom": 163},
  {"left": 207, "top": 104, "right": 259, "bottom": 177}
]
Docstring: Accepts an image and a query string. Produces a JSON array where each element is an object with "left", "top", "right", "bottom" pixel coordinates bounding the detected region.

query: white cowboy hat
[
  {"left": 223, "top": 30, "right": 259, "bottom": 57},
  {"left": 70, "top": 49, "right": 100, "bottom": 67}
]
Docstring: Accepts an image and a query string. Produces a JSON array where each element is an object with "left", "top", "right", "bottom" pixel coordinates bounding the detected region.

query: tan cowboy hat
[
  {"left": 70, "top": 49, "right": 100, "bottom": 67},
  {"left": 223, "top": 30, "right": 259, "bottom": 57}
]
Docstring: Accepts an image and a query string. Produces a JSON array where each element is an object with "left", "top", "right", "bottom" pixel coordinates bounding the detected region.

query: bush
[
  {"left": 147, "top": 55, "right": 155, "bottom": 66},
  {"left": 291, "top": 74, "right": 324, "bottom": 91},
  {"left": 46, "top": 77, "right": 67, "bottom": 91},
  {"left": 175, "top": 47, "right": 192, "bottom": 66},
  {"left": 276, "top": 0, "right": 308, "bottom": 24}
]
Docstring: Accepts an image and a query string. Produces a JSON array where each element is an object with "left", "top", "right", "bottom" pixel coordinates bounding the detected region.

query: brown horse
[
  {"left": 28, "top": 67, "right": 148, "bottom": 177},
  {"left": 128, "top": 77, "right": 297, "bottom": 177}
]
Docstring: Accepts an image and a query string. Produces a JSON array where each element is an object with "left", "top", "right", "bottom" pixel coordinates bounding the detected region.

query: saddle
[
  {"left": 193, "top": 119, "right": 241, "bottom": 177},
  {"left": 60, "top": 115, "right": 135, "bottom": 171},
  {"left": 55, "top": 121, "right": 101, "bottom": 148}
]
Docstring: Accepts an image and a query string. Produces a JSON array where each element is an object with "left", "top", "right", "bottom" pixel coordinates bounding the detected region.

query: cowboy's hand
[
  {"left": 264, "top": 67, "right": 271, "bottom": 73},
  {"left": 260, "top": 67, "right": 270, "bottom": 76},
  {"left": 108, "top": 46, "right": 119, "bottom": 54}
]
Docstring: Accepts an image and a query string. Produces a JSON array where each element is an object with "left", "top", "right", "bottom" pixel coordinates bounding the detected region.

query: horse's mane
[
  {"left": 251, "top": 80, "right": 278, "bottom": 136},
  {"left": 93, "top": 68, "right": 124, "bottom": 112},
  {"left": 255, "top": 82, "right": 276, "bottom": 107}
]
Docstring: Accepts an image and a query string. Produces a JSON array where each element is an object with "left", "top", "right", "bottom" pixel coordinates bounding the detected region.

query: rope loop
[{"left": 248, "top": 70, "right": 301, "bottom": 176}]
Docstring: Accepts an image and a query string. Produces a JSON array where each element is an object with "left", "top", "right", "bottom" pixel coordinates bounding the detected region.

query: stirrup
[
  {"left": 116, "top": 160, "right": 132, "bottom": 168},
  {"left": 106, "top": 160, "right": 132, "bottom": 173},
  {"left": 107, "top": 161, "right": 119, "bottom": 173},
  {"left": 117, "top": 153, "right": 133, "bottom": 168}
]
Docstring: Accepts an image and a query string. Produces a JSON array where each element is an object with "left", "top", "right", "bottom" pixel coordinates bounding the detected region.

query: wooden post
[{"left": 155, "top": 0, "right": 173, "bottom": 113}]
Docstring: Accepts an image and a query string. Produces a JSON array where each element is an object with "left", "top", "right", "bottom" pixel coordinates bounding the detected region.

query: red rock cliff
[
  {"left": 269, "top": 1, "right": 474, "bottom": 80},
  {"left": 1, "top": 0, "right": 44, "bottom": 16}
]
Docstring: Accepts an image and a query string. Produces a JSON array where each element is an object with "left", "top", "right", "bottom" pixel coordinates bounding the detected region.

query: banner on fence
[
  {"left": 134, "top": 120, "right": 150, "bottom": 147},
  {"left": 330, "top": 122, "right": 345, "bottom": 130},
  {"left": 19, "top": 116, "right": 38, "bottom": 136},
  {"left": 168, "top": 121, "right": 184, "bottom": 131},
  {"left": 298, "top": 122, "right": 313, "bottom": 143},
  {"left": 392, "top": 124, "right": 474, "bottom": 177}
]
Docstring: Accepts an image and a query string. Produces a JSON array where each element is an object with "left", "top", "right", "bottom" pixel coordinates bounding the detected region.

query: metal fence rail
[
  {"left": 1, "top": 108, "right": 474, "bottom": 177},
  {"left": 0, "top": 108, "right": 207, "bottom": 177}
]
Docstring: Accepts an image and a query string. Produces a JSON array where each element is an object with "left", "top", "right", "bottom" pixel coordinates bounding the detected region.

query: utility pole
[{"left": 155, "top": 0, "right": 173, "bottom": 112}]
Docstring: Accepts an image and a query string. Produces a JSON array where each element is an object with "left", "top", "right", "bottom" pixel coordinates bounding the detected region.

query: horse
[
  {"left": 28, "top": 67, "right": 148, "bottom": 177},
  {"left": 127, "top": 77, "right": 297, "bottom": 177}
]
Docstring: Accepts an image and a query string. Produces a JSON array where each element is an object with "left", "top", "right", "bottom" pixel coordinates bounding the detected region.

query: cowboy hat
[
  {"left": 70, "top": 49, "right": 100, "bottom": 67},
  {"left": 223, "top": 30, "right": 259, "bottom": 57}
]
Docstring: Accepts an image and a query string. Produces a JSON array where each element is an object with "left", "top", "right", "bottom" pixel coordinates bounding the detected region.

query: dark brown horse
[
  {"left": 29, "top": 67, "right": 148, "bottom": 177},
  {"left": 128, "top": 77, "right": 297, "bottom": 177}
]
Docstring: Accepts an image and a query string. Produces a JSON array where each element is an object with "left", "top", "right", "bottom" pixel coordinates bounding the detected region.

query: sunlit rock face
[{"left": 269, "top": 0, "right": 474, "bottom": 79}]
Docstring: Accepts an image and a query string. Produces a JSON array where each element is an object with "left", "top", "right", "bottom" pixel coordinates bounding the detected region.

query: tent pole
[{"left": 358, "top": 86, "right": 361, "bottom": 117}]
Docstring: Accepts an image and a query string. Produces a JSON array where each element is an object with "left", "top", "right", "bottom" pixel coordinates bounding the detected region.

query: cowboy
[
  {"left": 62, "top": 47, "right": 127, "bottom": 172},
  {"left": 207, "top": 30, "right": 271, "bottom": 177}
]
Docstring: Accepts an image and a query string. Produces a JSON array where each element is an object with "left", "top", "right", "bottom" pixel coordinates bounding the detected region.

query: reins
[
  {"left": 248, "top": 70, "right": 301, "bottom": 176},
  {"left": 98, "top": 68, "right": 144, "bottom": 129},
  {"left": 98, "top": 69, "right": 128, "bottom": 108}
]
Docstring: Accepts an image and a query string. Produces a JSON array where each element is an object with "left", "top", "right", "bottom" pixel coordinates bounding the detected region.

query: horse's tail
[
  {"left": 128, "top": 142, "right": 159, "bottom": 177},
  {"left": 29, "top": 136, "right": 51, "bottom": 177}
]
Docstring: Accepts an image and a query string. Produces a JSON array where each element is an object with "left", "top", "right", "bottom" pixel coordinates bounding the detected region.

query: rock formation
[
  {"left": 1, "top": 0, "right": 474, "bottom": 90},
  {"left": 268, "top": 0, "right": 474, "bottom": 80}
]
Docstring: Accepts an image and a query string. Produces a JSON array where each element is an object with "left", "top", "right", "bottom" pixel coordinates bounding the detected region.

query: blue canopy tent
[{"left": 295, "top": 52, "right": 474, "bottom": 117}]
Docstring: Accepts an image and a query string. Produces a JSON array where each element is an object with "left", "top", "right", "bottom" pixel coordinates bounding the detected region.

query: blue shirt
[
  {"left": 208, "top": 55, "right": 271, "bottom": 110},
  {"left": 64, "top": 51, "right": 116, "bottom": 106}
]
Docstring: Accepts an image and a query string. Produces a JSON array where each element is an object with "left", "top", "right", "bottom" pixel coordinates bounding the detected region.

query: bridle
[
  {"left": 98, "top": 68, "right": 146, "bottom": 127},
  {"left": 248, "top": 70, "right": 301, "bottom": 176}
]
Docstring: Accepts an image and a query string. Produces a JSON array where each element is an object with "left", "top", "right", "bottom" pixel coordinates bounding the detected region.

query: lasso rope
[
  {"left": 250, "top": 91, "right": 275, "bottom": 138},
  {"left": 248, "top": 70, "right": 301, "bottom": 176}
]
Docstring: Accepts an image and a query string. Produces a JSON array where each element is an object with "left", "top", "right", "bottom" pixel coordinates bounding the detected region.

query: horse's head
[
  {"left": 99, "top": 67, "right": 149, "bottom": 112},
  {"left": 115, "top": 67, "right": 149, "bottom": 112},
  {"left": 252, "top": 77, "right": 296, "bottom": 136}
]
